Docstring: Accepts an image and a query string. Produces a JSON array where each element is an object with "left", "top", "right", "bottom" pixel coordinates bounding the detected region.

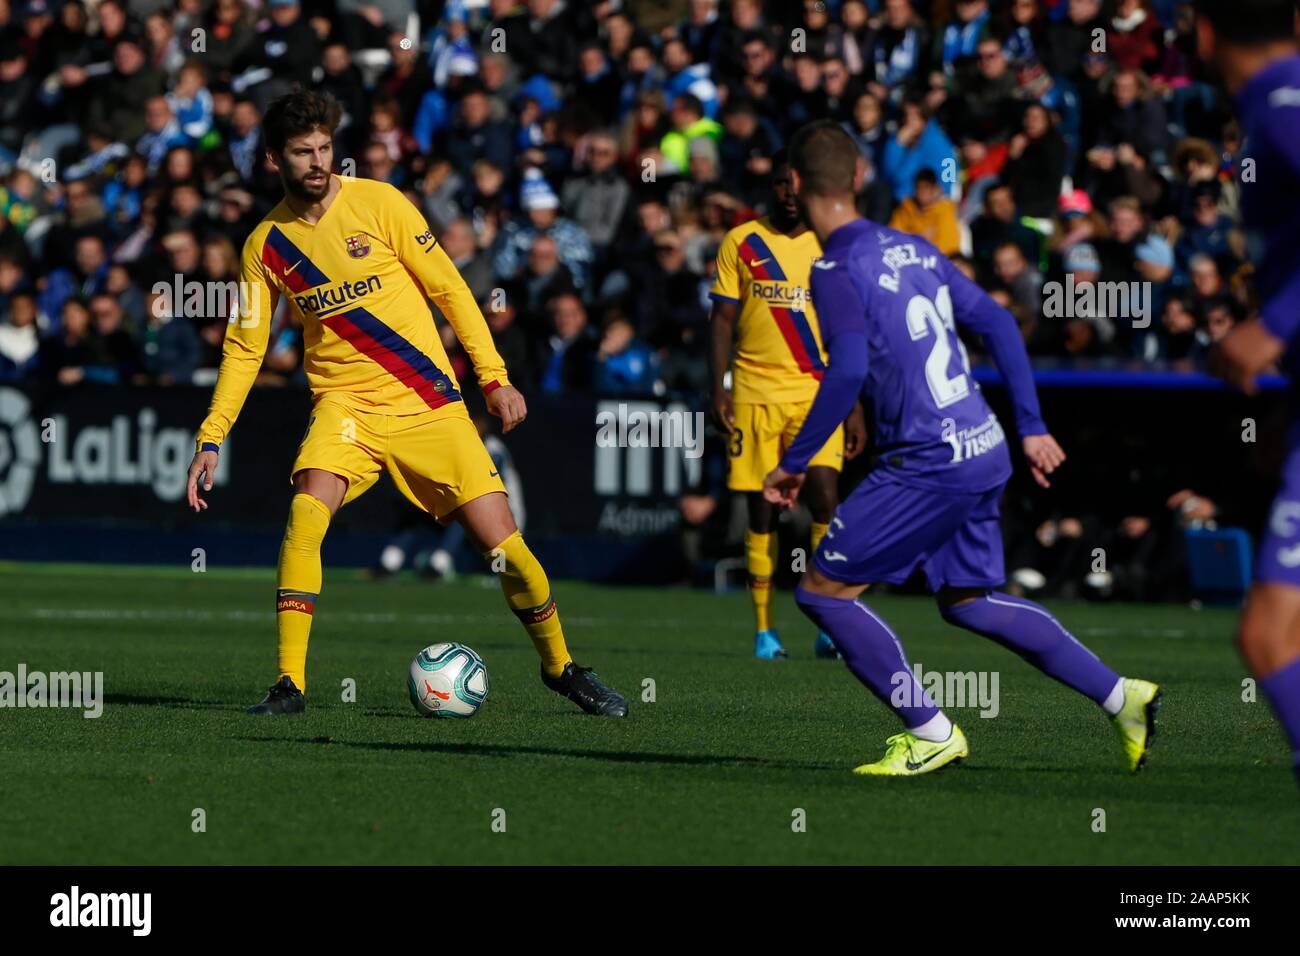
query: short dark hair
[
  {"left": 674, "top": 93, "right": 704, "bottom": 117},
  {"left": 262, "top": 89, "right": 342, "bottom": 154},
  {"left": 788, "top": 120, "right": 858, "bottom": 197},
  {"left": 914, "top": 167, "right": 939, "bottom": 188},
  {"left": 1195, "top": 0, "right": 1297, "bottom": 44}
]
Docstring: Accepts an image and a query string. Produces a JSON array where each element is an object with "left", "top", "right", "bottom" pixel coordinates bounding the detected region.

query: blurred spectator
[
  {"left": 140, "top": 288, "right": 201, "bottom": 384},
  {"left": 1004, "top": 103, "right": 1068, "bottom": 222},
  {"left": 660, "top": 93, "right": 722, "bottom": 176},
  {"left": 561, "top": 131, "right": 631, "bottom": 263},
  {"left": 594, "top": 312, "right": 659, "bottom": 394},
  {"left": 890, "top": 168, "right": 960, "bottom": 255},
  {"left": 493, "top": 170, "right": 593, "bottom": 293},
  {"left": 445, "top": 82, "right": 513, "bottom": 181},
  {"left": 536, "top": 291, "right": 596, "bottom": 395},
  {"left": 0, "top": 291, "right": 40, "bottom": 381},
  {"left": 85, "top": 37, "right": 167, "bottom": 146},
  {"left": 439, "top": 217, "right": 493, "bottom": 305},
  {"left": 882, "top": 97, "right": 957, "bottom": 201},
  {"left": 971, "top": 182, "right": 1040, "bottom": 284}
]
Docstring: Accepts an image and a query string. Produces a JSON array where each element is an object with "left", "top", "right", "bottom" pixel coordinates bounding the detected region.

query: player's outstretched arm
[{"left": 189, "top": 236, "right": 278, "bottom": 511}]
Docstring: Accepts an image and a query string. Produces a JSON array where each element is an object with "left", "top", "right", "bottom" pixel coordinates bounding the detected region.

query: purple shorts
[
  {"left": 1257, "top": 442, "right": 1300, "bottom": 588},
  {"left": 814, "top": 469, "right": 1005, "bottom": 591}
]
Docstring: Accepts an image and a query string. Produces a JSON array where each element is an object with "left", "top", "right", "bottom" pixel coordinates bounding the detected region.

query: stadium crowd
[{"left": 0, "top": 0, "right": 1253, "bottom": 394}]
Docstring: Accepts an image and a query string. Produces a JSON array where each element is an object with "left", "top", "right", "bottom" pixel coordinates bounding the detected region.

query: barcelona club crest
[{"left": 345, "top": 234, "right": 371, "bottom": 259}]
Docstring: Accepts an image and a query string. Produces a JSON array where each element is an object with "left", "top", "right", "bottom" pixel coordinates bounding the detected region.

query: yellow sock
[
  {"left": 811, "top": 521, "right": 830, "bottom": 554},
  {"left": 746, "top": 528, "right": 779, "bottom": 633},
  {"left": 487, "top": 530, "right": 572, "bottom": 678},
  {"left": 276, "top": 493, "right": 331, "bottom": 694}
]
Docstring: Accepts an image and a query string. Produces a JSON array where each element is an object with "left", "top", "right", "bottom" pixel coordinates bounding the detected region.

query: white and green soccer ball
[{"left": 408, "top": 643, "right": 489, "bottom": 717}]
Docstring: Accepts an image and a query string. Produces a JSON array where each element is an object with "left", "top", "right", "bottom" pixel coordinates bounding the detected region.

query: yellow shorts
[
  {"left": 291, "top": 397, "right": 506, "bottom": 519},
  {"left": 726, "top": 401, "right": 844, "bottom": 491}
]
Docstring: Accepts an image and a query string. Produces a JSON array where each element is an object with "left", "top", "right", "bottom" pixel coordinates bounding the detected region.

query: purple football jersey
[{"left": 785, "top": 219, "right": 1046, "bottom": 493}]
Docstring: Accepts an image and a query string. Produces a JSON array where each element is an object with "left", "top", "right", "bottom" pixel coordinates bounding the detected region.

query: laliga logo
[
  {"left": 0, "top": 386, "right": 221, "bottom": 514},
  {"left": 0, "top": 387, "right": 40, "bottom": 517}
]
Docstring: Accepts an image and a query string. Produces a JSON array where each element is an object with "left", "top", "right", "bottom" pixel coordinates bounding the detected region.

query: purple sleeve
[
  {"left": 779, "top": 264, "right": 868, "bottom": 474},
  {"left": 941, "top": 256, "right": 1048, "bottom": 437}
]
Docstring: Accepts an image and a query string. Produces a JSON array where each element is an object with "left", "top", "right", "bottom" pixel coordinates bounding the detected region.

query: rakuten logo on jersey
[
  {"left": 751, "top": 282, "right": 810, "bottom": 307},
  {"left": 294, "top": 275, "right": 382, "bottom": 314}
]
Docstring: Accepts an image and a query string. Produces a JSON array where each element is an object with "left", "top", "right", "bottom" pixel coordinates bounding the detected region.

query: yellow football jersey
[
  {"left": 196, "top": 175, "right": 509, "bottom": 450},
  {"left": 709, "top": 216, "right": 826, "bottom": 404}
]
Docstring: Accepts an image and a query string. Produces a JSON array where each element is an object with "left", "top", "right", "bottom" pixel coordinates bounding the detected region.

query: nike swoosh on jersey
[
  {"left": 749, "top": 257, "right": 770, "bottom": 267},
  {"left": 285, "top": 259, "right": 302, "bottom": 274},
  {"left": 822, "top": 550, "right": 848, "bottom": 561},
  {"left": 813, "top": 260, "right": 837, "bottom": 270}
]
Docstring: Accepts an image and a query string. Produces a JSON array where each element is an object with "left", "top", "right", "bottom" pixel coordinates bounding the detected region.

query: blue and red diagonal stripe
[
  {"left": 739, "top": 232, "right": 825, "bottom": 380},
  {"left": 261, "top": 226, "right": 330, "bottom": 293},
  {"left": 322, "top": 306, "right": 461, "bottom": 410}
]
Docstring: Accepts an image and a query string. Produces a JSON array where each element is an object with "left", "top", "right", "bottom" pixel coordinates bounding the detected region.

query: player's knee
[
  {"left": 485, "top": 530, "right": 545, "bottom": 583},
  {"left": 794, "top": 576, "right": 836, "bottom": 616},
  {"left": 936, "top": 587, "right": 987, "bottom": 621},
  {"left": 284, "top": 493, "right": 331, "bottom": 549},
  {"left": 797, "top": 567, "right": 863, "bottom": 600}
]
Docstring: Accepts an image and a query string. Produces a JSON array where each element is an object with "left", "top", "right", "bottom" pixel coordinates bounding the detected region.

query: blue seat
[{"left": 1184, "top": 527, "right": 1253, "bottom": 606}]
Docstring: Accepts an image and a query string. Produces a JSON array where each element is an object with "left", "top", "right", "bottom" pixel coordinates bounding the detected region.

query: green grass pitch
[{"left": 2, "top": 561, "right": 1298, "bottom": 865}]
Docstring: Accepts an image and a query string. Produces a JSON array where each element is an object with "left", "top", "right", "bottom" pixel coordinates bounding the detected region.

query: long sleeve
[
  {"left": 779, "top": 261, "right": 869, "bottom": 473},
  {"left": 195, "top": 234, "right": 277, "bottom": 450},
  {"left": 381, "top": 186, "right": 511, "bottom": 391},
  {"left": 941, "top": 255, "right": 1047, "bottom": 437}
]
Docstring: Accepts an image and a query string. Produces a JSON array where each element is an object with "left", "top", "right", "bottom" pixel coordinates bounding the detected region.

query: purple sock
[
  {"left": 941, "top": 592, "right": 1120, "bottom": 706},
  {"left": 1260, "top": 657, "right": 1300, "bottom": 769},
  {"left": 795, "top": 585, "right": 941, "bottom": 728}
]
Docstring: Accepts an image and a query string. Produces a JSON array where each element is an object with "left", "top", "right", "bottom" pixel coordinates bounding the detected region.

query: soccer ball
[{"left": 407, "top": 643, "right": 489, "bottom": 717}]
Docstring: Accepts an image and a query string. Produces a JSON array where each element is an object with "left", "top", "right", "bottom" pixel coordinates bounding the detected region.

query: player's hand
[
  {"left": 187, "top": 449, "right": 219, "bottom": 512},
  {"left": 762, "top": 465, "right": 805, "bottom": 508},
  {"left": 711, "top": 390, "right": 734, "bottom": 434},
  {"left": 1022, "top": 433, "right": 1066, "bottom": 489},
  {"left": 844, "top": 402, "right": 868, "bottom": 460},
  {"left": 1211, "top": 318, "right": 1284, "bottom": 395},
  {"left": 486, "top": 384, "right": 527, "bottom": 433}
]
